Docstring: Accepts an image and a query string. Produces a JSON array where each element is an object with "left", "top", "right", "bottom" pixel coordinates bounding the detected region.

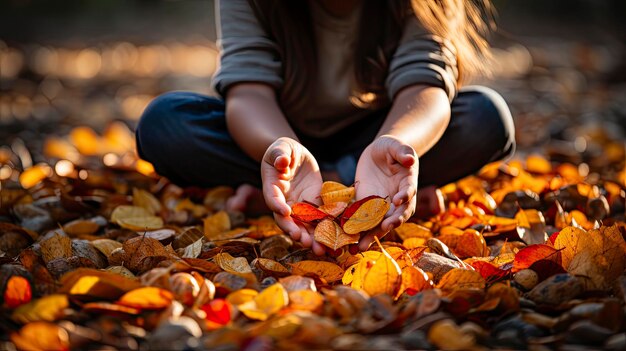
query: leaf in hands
[
  {"left": 341, "top": 196, "right": 390, "bottom": 234},
  {"left": 319, "top": 201, "right": 348, "bottom": 218},
  {"left": 313, "top": 218, "right": 360, "bottom": 251},
  {"left": 320, "top": 181, "right": 355, "bottom": 205},
  {"left": 290, "top": 202, "right": 329, "bottom": 224}
]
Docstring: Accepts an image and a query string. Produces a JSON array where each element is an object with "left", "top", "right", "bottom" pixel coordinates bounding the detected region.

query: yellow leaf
[
  {"left": 394, "top": 222, "right": 432, "bottom": 241},
  {"left": 12, "top": 295, "right": 68, "bottom": 324},
  {"left": 132, "top": 188, "right": 162, "bottom": 215},
  {"left": 238, "top": 283, "right": 288, "bottom": 321},
  {"left": 111, "top": 205, "right": 163, "bottom": 231},
  {"left": 19, "top": 165, "right": 49, "bottom": 189},
  {"left": 117, "top": 287, "right": 173, "bottom": 310},
  {"left": 320, "top": 182, "right": 355, "bottom": 205},
  {"left": 397, "top": 266, "right": 433, "bottom": 298},
  {"left": 214, "top": 252, "right": 252, "bottom": 274},
  {"left": 290, "top": 260, "right": 344, "bottom": 282},
  {"left": 91, "top": 239, "right": 123, "bottom": 258},
  {"left": 40, "top": 232, "right": 72, "bottom": 265},
  {"left": 360, "top": 238, "right": 402, "bottom": 297},
  {"left": 226, "top": 289, "right": 258, "bottom": 306},
  {"left": 342, "top": 196, "right": 390, "bottom": 234}
]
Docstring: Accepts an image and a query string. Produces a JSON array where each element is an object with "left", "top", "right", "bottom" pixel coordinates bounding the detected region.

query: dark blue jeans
[{"left": 135, "top": 86, "right": 515, "bottom": 188}]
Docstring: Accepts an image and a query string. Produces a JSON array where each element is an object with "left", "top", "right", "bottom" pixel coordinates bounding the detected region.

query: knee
[
  {"left": 461, "top": 86, "right": 516, "bottom": 160},
  {"left": 137, "top": 92, "right": 185, "bottom": 137}
]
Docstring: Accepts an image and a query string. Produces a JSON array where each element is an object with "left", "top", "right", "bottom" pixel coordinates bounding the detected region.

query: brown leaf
[
  {"left": 40, "top": 232, "right": 72, "bottom": 265},
  {"left": 203, "top": 211, "right": 231, "bottom": 238},
  {"left": 436, "top": 268, "right": 486, "bottom": 294},
  {"left": 132, "top": 188, "right": 162, "bottom": 215},
  {"left": 313, "top": 218, "right": 359, "bottom": 251}
]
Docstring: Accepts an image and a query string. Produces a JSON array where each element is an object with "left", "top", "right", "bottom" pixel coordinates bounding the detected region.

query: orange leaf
[
  {"left": 398, "top": 266, "right": 432, "bottom": 298},
  {"left": 290, "top": 260, "right": 344, "bottom": 282},
  {"left": 470, "top": 261, "right": 510, "bottom": 283},
  {"left": 238, "top": 283, "right": 288, "bottom": 321},
  {"left": 204, "top": 211, "right": 231, "bottom": 238},
  {"left": 4, "top": 276, "right": 32, "bottom": 309},
  {"left": 10, "top": 322, "right": 69, "bottom": 351},
  {"left": 313, "top": 218, "right": 360, "bottom": 251},
  {"left": 341, "top": 196, "right": 390, "bottom": 234},
  {"left": 436, "top": 268, "right": 485, "bottom": 294},
  {"left": 290, "top": 202, "right": 329, "bottom": 224},
  {"left": 288, "top": 290, "right": 324, "bottom": 312},
  {"left": 320, "top": 182, "right": 355, "bottom": 205},
  {"left": 512, "top": 244, "right": 561, "bottom": 273},
  {"left": 117, "top": 287, "right": 173, "bottom": 310},
  {"left": 318, "top": 201, "right": 348, "bottom": 218}
]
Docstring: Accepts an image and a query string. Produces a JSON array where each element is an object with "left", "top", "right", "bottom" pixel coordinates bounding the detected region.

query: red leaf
[
  {"left": 201, "top": 298, "right": 232, "bottom": 327},
  {"left": 548, "top": 231, "right": 560, "bottom": 246},
  {"left": 512, "top": 244, "right": 561, "bottom": 273},
  {"left": 471, "top": 261, "right": 510, "bottom": 283},
  {"left": 528, "top": 259, "right": 567, "bottom": 281},
  {"left": 4, "top": 276, "right": 32, "bottom": 308},
  {"left": 290, "top": 202, "right": 329, "bottom": 224}
]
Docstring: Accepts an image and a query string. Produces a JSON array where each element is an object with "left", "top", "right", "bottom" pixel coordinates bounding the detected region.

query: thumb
[{"left": 264, "top": 138, "right": 295, "bottom": 173}]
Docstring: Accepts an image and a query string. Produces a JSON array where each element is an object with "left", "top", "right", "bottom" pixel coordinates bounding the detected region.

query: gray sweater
[{"left": 213, "top": 0, "right": 458, "bottom": 138}]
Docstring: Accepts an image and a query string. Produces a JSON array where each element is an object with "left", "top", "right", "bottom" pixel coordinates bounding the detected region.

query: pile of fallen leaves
[{"left": 1, "top": 125, "right": 626, "bottom": 351}]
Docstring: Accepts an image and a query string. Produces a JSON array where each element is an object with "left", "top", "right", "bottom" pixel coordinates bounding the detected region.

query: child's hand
[
  {"left": 261, "top": 137, "right": 326, "bottom": 255},
  {"left": 354, "top": 135, "right": 418, "bottom": 251}
]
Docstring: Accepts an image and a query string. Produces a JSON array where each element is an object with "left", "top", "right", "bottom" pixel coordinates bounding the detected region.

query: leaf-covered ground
[
  {"left": 2, "top": 25, "right": 626, "bottom": 351},
  {"left": 0, "top": 118, "right": 625, "bottom": 350}
]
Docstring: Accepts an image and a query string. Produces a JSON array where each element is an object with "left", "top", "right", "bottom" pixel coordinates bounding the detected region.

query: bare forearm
[
  {"left": 226, "top": 83, "right": 298, "bottom": 162},
  {"left": 377, "top": 85, "right": 451, "bottom": 157}
]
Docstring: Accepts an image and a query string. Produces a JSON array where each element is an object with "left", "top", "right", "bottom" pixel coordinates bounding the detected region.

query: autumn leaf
[
  {"left": 3, "top": 276, "right": 32, "bottom": 308},
  {"left": 398, "top": 266, "right": 432, "bottom": 298},
  {"left": 320, "top": 181, "right": 355, "bottom": 205},
  {"left": 341, "top": 196, "right": 390, "bottom": 234},
  {"left": 12, "top": 295, "right": 69, "bottom": 324},
  {"left": 356, "top": 238, "right": 402, "bottom": 297},
  {"left": 512, "top": 244, "right": 561, "bottom": 273},
  {"left": 436, "top": 268, "right": 486, "bottom": 294},
  {"left": 238, "top": 283, "right": 289, "bottom": 321},
  {"left": 288, "top": 290, "right": 324, "bottom": 312},
  {"left": 290, "top": 260, "right": 344, "bottom": 282},
  {"left": 117, "top": 287, "right": 174, "bottom": 310},
  {"left": 290, "top": 202, "right": 329, "bottom": 224},
  {"left": 253, "top": 258, "right": 290, "bottom": 277},
  {"left": 132, "top": 188, "right": 162, "bottom": 215},
  {"left": 318, "top": 201, "right": 348, "bottom": 218},
  {"left": 201, "top": 298, "right": 233, "bottom": 329},
  {"left": 111, "top": 205, "right": 164, "bottom": 231},
  {"left": 470, "top": 260, "right": 510, "bottom": 283},
  {"left": 10, "top": 322, "right": 70, "bottom": 351},
  {"left": 313, "top": 218, "right": 360, "bottom": 251},
  {"left": 204, "top": 210, "right": 231, "bottom": 238}
]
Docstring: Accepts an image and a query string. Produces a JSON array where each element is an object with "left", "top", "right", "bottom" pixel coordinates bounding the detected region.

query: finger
[
  {"left": 357, "top": 228, "right": 388, "bottom": 252},
  {"left": 264, "top": 139, "right": 295, "bottom": 173},
  {"left": 274, "top": 214, "right": 302, "bottom": 241},
  {"left": 391, "top": 141, "right": 416, "bottom": 168},
  {"left": 263, "top": 183, "right": 291, "bottom": 216},
  {"left": 311, "top": 241, "right": 326, "bottom": 256},
  {"left": 392, "top": 184, "right": 417, "bottom": 206},
  {"left": 381, "top": 202, "right": 412, "bottom": 232}
]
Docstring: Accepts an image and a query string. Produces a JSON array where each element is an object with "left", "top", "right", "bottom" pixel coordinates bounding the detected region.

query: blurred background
[{"left": 0, "top": 0, "right": 625, "bottom": 179}]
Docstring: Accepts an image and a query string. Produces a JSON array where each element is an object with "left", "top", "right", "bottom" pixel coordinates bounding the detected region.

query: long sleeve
[
  {"left": 212, "top": 0, "right": 283, "bottom": 97},
  {"left": 386, "top": 15, "right": 459, "bottom": 102}
]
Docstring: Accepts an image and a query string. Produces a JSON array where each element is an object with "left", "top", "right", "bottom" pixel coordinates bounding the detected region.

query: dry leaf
[
  {"left": 40, "top": 232, "right": 72, "bottom": 265},
  {"left": 204, "top": 211, "right": 231, "bottom": 238},
  {"left": 436, "top": 268, "right": 486, "bottom": 294},
  {"left": 512, "top": 244, "right": 561, "bottom": 273},
  {"left": 201, "top": 298, "right": 233, "bottom": 329},
  {"left": 342, "top": 196, "right": 390, "bottom": 234},
  {"left": 290, "top": 260, "right": 344, "bottom": 282},
  {"left": 117, "top": 287, "right": 174, "bottom": 310},
  {"left": 12, "top": 294, "right": 69, "bottom": 323},
  {"left": 320, "top": 181, "right": 355, "bottom": 205},
  {"left": 318, "top": 202, "right": 348, "bottom": 218},
  {"left": 290, "top": 202, "right": 329, "bottom": 224},
  {"left": 394, "top": 222, "right": 432, "bottom": 241},
  {"left": 313, "top": 218, "right": 359, "bottom": 250},
  {"left": 214, "top": 252, "right": 252, "bottom": 275},
  {"left": 10, "top": 321, "right": 70, "bottom": 351},
  {"left": 238, "top": 283, "right": 288, "bottom": 321},
  {"left": 226, "top": 288, "right": 258, "bottom": 306},
  {"left": 111, "top": 205, "right": 163, "bottom": 231},
  {"left": 90, "top": 239, "right": 123, "bottom": 258},
  {"left": 122, "top": 236, "right": 171, "bottom": 273},
  {"left": 359, "top": 238, "right": 402, "bottom": 297},
  {"left": 133, "top": 188, "right": 162, "bottom": 215},
  {"left": 3, "top": 275, "right": 32, "bottom": 308},
  {"left": 182, "top": 238, "right": 203, "bottom": 258},
  {"left": 288, "top": 290, "right": 324, "bottom": 312},
  {"left": 398, "top": 266, "right": 432, "bottom": 298},
  {"left": 253, "top": 258, "right": 290, "bottom": 277},
  {"left": 278, "top": 276, "right": 317, "bottom": 292},
  {"left": 63, "top": 219, "right": 100, "bottom": 236}
]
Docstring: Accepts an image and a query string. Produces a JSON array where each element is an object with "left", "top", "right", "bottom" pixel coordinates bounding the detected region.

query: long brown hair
[{"left": 246, "top": 0, "right": 492, "bottom": 108}]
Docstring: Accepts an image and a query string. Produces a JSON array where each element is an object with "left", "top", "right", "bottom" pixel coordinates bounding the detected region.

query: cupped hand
[
  {"left": 354, "top": 135, "right": 419, "bottom": 251},
  {"left": 261, "top": 137, "right": 326, "bottom": 255}
]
